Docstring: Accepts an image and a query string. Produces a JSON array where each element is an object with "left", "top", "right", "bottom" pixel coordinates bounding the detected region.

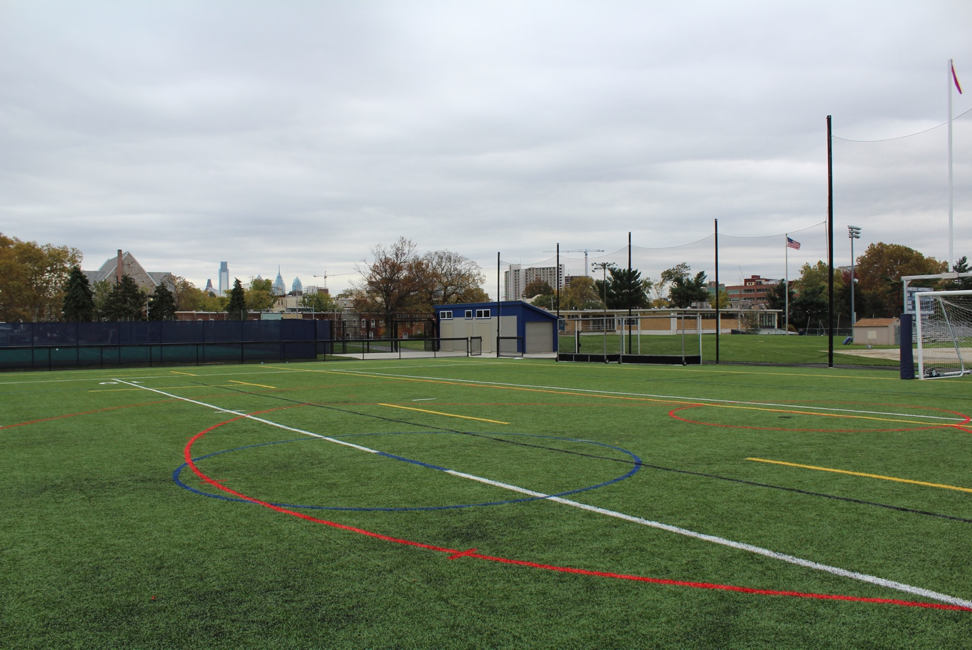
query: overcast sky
[{"left": 2, "top": 0, "right": 971, "bottom": 297}]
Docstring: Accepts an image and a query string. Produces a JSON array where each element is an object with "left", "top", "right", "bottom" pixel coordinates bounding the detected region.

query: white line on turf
[
  {"left": 272, "top": 367, "right": 968, "bottom": 424},
  {"left": 116, "top": 378, "right": 972, "bottom": 609}
]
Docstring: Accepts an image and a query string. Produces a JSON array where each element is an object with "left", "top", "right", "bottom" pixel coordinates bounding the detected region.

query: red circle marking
[{"left": 183, "top": 416, "right": 969, "bottom": 611}]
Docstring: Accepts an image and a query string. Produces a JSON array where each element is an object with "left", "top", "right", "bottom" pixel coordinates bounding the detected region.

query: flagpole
[
  {"left": 784, "top": 234, "right": 789, "bottom": 334},
  {"left": 948, "top": 59, "right": 955, "bottom": 267}
]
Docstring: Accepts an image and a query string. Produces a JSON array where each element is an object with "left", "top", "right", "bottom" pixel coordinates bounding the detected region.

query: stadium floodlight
[{"left": 848, "top": 226, "right": 861, "bottom": 331}]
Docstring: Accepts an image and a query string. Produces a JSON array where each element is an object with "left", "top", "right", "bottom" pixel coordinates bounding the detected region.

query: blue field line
[{"left": 173, "top": 432, "right": 641, "bottom": 511}]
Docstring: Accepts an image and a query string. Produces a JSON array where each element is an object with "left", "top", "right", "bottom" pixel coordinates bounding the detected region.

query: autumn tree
[
  {"left": 61, "top": 266, "right": 95, "bottom": 322},
  {"left": 354, "top": 237, "right": 423, "bottom": 336},
  {"left": 246, "top": 277, "right": 275, "bottom": 311},
  {"left": 793, "top": 261, "right": 847, "bottom": 321},
  {"left": 147, "top": 284, "right": 177, "bottom": 321},
  {"left": 855, "top": 243, "right": 946, "bottom": 318},
  {"left": 299, "top": 292, "right": 338, "bottom": 312},
  {"left": 167, "top": 276, "right": 206, "bottom": 311},
  {"left": 523, "top": 278, "right": 554, "bottom": 299},
  {"left": 420, "top": 250, "right": 485, "bottom": 306},
  {"left": 0, "top": 233, "right": 82, "bottom": 322},
  {"left": 560, "top": 276, "right": 603, "bottom": 310},
  {"left": 225, "top": 278, "right": 247, "bottom": 320}
]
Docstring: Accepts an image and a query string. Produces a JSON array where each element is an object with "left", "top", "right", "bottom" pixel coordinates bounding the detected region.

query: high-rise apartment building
[{"left": 504, "top": 264, "right": 564, "bottom": 300}]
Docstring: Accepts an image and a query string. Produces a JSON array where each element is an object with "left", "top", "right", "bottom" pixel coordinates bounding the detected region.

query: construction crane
[
  {"left": 313, "top": 271, "right": 355, "bottom": 291},
  {"left": 544, "top": 248, "right": 605, "bottom": 276}
]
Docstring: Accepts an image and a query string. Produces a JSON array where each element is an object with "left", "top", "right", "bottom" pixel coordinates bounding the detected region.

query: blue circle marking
[{"left": 173, "top": 431, "right": 641, "bottom": 511}]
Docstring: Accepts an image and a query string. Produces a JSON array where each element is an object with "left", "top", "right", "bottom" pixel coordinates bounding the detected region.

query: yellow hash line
[
  {"left": 747, "top": 457, "right": 972, "bottom": 494},
  {"left": 379, "top": 403, "right": 509, "bottom": 425},
  {"left": 229, "top": 380, "right": 277, "bottom": 389},
  {"left": 170, "top": 371, "right": 196, "bottom": 376}
]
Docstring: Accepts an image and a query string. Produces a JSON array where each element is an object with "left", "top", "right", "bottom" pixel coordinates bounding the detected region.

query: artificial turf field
[{"left": 2, "top": 358, "right": 971, "bottom": 648}]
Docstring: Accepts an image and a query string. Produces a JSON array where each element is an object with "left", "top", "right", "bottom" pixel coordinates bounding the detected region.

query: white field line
[
  {"left": 0, "top": 363, "right": 475, "bottom": 387},
  {"left": 278, "top": 367, "right": 969, "bottom": 424},
  {"left": 117, "top": 378, "right": 972, "bottom": 609}
]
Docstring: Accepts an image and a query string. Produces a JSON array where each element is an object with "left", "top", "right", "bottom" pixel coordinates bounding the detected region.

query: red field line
[{"left": 182, "top": 416, "right": 971, "bottom": 612}]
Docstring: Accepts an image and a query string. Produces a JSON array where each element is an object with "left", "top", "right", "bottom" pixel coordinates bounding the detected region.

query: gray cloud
[{"left": 2, "top": 0, "right": 970, "bottom": 295}]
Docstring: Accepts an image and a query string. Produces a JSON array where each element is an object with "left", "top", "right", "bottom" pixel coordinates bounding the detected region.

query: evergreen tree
[
  {"left": 61, "top": 265, "right": 95, "bottom": 322},
  {"left": 605, "top": 268, "right": 651, "bottom": 309},
  {"left": 668, "top": 271, "right": 709, "bottom": 308},
  {"left": 102, "top": 275, "right": 146, "bottom": 321},
  {"left": 147, "top": 284, "right": 177, "bottom": 321},
  {"left": 225, "top": 278, "right": 247, "bottom": 320}
]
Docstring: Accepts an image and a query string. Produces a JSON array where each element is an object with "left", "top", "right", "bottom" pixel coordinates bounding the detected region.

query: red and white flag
[
  {"left": 786, "top": 237, "right": 801, "bottom": 250},
  {"left": 953, "top": 61, "right": 963, "bottom": 94}
]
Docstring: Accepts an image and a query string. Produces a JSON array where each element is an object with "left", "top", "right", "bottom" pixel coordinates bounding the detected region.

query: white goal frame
[{"left": 914, "top": 289, "right": 972, "bottom": 379}]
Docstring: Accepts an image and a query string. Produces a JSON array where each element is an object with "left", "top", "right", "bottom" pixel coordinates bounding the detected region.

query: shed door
[{"left": 525, "top": 321, "right": 553, "bottom": 353}]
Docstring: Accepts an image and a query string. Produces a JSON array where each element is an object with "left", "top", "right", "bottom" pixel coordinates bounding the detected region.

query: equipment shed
[
  {"left": 434, "top": 301, "right": 559, "bottom": 355},
  {"left": 853, "top": 318, "right": 900, "bottom": 345}
]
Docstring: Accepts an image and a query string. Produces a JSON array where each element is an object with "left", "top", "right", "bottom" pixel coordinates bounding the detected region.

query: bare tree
[
  {"left": 354, "top": 237, "right": 422, "bottom": 337},
  {"left": 422, "top": 250, "right": 485, "bottom": 305}
]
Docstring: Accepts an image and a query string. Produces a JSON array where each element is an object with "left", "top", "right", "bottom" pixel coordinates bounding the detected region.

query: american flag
[
  {"left": 953, "top": 60, "right": 963, "bottom": 94},
  {"left": 786, "top": 237, "right": 801, "bottom": 250}
]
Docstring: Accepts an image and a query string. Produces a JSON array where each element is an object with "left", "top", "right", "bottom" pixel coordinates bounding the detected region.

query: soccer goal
[{"left": 915, "top": 290, "right": 972, "bottom": 379}]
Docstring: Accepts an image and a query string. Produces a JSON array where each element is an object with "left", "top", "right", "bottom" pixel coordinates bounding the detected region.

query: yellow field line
[
  {"left": 170, "top": 371, "right": 196, "bottom": 376},
  {"left": 229, "top": 380, "right": 277, "bottom": 389},
  {"left": 747, "top": 457, "right": 972, "bottom": 494},
  {"left": 379, "top": 403, "right": 509, "bottom": 425}
]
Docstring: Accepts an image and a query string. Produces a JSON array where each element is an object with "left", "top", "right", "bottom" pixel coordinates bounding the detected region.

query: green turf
[{"left": 2, "top": 359, "right": 971, "bottom": 648}]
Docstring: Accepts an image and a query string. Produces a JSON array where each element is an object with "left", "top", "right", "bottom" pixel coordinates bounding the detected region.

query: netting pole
[
  {"left": 714, "top": 218, "right": 720, "bottom": 364},
  {"left": 827, "top": 115, "right": 834, "bottom": 368},
  {"left": 496, "top": 252, "right": 501, "bottom": 357},
  {"left": 556, "top": 243, "right": 561, "bottom": 360},
  {"left": 949, "top": 59, "right": 955, "bottom": 267},
  {"left": 627, "top": 232, "right": 632, "bottom": 356}
]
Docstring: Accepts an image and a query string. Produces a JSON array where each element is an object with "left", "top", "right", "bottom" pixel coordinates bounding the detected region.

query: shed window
[
  {"left": 440, "top": 311, "right": 453, "bottom": 320},
  {"left": 465, "top": 310, "right": 473, "bottom": 319},
  {"left": 476, "top": 309, "right": 491, "bottom": 319}
]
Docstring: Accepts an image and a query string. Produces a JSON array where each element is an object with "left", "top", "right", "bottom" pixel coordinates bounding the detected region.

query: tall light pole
[{"left": 848, "top": 226, "right": 861, "bottom": 334}]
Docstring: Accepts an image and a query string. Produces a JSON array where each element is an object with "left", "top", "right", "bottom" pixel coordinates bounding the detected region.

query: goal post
[{"left": 914, "top": 289, "right": 972, "bottom": 379}]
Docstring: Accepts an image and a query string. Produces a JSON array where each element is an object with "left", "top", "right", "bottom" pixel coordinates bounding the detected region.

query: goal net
[{"left": 915, "top": 290, "right": 972, "bottom": 379}]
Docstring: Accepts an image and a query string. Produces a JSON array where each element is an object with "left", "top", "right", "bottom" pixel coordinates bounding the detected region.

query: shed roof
[{"left": 854, "top": 318, "right": 898, "bottom": 327}]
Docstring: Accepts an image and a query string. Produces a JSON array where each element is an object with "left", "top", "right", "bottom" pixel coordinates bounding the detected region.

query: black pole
[
  {"left": 556, "top": 243, "right": 560, "bottom": 360},
  {"left": 714, "top": 218, "right": 719, "bottom": 364},
  {"left": 827, "top": 115, "right": 834, "bottom": 368},
  {"left": 497, "top": 252, "right": 501, "bottom": 357},
  {"left": 627, "top": 232, "right": 632, "bottom": 355}
]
